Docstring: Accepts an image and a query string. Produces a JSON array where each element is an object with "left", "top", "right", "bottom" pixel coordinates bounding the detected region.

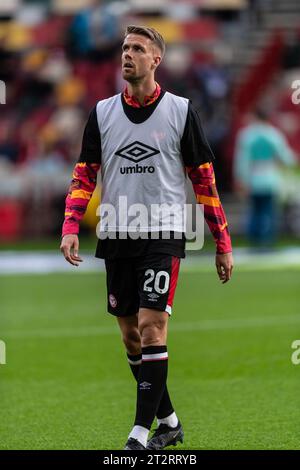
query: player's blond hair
[{"left": 124, "top": 25, "right": 166, "bottom": 58}]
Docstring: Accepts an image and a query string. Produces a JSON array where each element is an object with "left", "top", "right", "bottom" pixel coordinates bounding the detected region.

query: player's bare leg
[
  {"left": 117, "top": 314, "right": 141, "bottom": 356},
  {"left": 138, "top": 308, "right": 168, "bottom": 346}
]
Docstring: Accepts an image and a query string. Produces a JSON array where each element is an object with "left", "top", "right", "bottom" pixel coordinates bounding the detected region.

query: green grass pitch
[{"left": 0, "top": 267, "right": 299, "bottom": 449}]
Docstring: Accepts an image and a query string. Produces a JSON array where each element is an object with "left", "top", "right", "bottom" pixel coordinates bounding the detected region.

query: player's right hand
[{"left": 60, "top": 234, "right": 83, "bottom": 267}]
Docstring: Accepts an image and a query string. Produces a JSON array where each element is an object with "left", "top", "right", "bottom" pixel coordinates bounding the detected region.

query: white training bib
[{"left": 96, "top": 92, "right": 189, "bottom": 232}]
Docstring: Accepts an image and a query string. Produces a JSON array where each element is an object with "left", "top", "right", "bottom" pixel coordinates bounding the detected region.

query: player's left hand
[{"left": 215, "top": 252, "right": 233, "bottom": 284}]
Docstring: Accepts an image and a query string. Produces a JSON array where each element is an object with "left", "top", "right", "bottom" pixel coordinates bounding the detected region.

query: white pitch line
[
  {"left": 2, "top": 313, "right": 299, "bottom": 340},
  {"left": 0, "top": 247, "right": 300, "bottom": 275}
]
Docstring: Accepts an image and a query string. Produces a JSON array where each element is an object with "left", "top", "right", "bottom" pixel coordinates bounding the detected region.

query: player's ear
[{"left": 152, "top": 55, "right": 161, "bottom": 70}]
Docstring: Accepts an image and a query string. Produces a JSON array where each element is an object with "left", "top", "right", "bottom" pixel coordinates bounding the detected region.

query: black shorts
[{"left": 105, "top": 253, "right": 181, "bottom": 317}]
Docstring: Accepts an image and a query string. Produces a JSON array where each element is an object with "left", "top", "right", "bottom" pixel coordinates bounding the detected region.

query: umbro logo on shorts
[
  {"left": 147, "top": 293, "right": 159, "bottom": 302},
  {"left": 115, "top": 141, "right": 160, "bottom": 163}
]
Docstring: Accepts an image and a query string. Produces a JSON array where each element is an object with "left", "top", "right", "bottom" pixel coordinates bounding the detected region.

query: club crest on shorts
[{"left": 109, "top": 294, "right": 117, "bottom": 308}]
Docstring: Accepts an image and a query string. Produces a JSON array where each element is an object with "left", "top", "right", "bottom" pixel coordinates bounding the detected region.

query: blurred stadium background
[{"left": 0, "top": 0, "right": 300, "bottom": 450}]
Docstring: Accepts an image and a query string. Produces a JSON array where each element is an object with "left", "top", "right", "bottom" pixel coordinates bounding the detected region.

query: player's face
[{"left": 121, "top": 34, "right": 161, "bottom": 83}]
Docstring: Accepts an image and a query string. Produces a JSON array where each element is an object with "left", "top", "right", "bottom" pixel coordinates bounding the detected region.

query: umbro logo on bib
[{"left": 115, "top": 141, "right": 159, "bottom": 163}]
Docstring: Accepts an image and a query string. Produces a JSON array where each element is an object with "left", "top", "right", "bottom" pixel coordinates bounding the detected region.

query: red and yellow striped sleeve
[
  {"left": 62, "top": 162, "right": 100, "bottom": 237},
  {"left": 186, "top": 162, "right": 232, "bottom": 254}
]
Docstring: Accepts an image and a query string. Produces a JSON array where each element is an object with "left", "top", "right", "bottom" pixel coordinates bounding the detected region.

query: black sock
[
  {"left": 127, "top": 352, "right": 174, "bottom": 420},
  {"left": 127, "top": 353, "right": 142, "bottom": 381},
  {"left": 134, "top": 345, "right": 169, "bottom": 429}
]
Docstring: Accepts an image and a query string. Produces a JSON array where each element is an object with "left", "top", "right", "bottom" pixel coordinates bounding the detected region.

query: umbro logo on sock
[{"left": 139, "top": 381, "right": 152, "bottom": 390}]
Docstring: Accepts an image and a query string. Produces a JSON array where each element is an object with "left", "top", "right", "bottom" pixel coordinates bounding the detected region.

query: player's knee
[
  {"left": 139, "top": 321, "right": 166, "bottom": 346},
  {"left": 122, "top": 328, "right": 141, "bottom": 354}
]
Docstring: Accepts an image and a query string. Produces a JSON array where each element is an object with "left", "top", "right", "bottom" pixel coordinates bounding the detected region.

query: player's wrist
[
  {"left": 216, "top": 240, "right": 232, "bottom": 255},
  {"left": 61, "top": 233, "right": 79, "bottom": 239}
]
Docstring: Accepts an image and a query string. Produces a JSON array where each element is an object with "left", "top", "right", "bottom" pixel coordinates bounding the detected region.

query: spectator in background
[
  {"left": 68, "top": 0, "right": 120, "bottom": 62},
  {"left": 234, "top": 108, "right": 297, "bottom": 247},
  {"left": 25, "top": 124, "right": 66, "bottom": 176},
  {"left": 0, "top": 122, "right": 19, "bottom": 164}
]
